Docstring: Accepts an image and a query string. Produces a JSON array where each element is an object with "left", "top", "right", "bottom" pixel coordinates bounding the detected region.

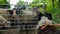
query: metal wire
[{"left": 0, "top": 4, "right": 37, "bottom": 34}]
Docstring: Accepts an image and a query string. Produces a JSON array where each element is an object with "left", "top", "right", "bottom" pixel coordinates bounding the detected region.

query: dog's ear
[
  {"left": 37, "top": 12, "right": 43, "bottom": 21},
  {"left": 44, "top": 12, "right": 52, "bottom": 20}
]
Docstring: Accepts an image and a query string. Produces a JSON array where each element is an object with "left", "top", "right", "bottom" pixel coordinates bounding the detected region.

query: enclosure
[
  {"left": 0, "top": 0, "right": 60, "bottom": 34},
  {"left": 0, "top": 5, "right": 38, "bottom": 34}
]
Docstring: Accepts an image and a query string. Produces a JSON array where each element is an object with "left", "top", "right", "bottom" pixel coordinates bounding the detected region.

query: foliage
[
  {"left": 30, "top": 0, "right": 44, "bottom": 7},
  {"left": 30, "top": 0, "right": 60, "bottom": 24},
  {"left": 0, "top": 0, "right": 10, "bottom": 8},
  {"left": 16, "top": 1, "right": 28, "bottom": 8}
]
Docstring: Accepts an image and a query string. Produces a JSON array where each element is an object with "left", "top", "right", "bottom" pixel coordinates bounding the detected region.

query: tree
[
  {"left": 0, "top": 0, "right": 10, "bottom": 8},
  {"left": 52, "top": 0, "right": 54, "bottom": 7},
  {"left": 30, "top": 0, "right": 60, "bottom": 24},
  {"left": 30, "top": 0, "right": 44, "bottom": 7},
  {"left": 59, "top": 0, "right": 60, "bottom": 7},
  {"left": 16, "top": 1, "right": 27, "bottom": 8}
]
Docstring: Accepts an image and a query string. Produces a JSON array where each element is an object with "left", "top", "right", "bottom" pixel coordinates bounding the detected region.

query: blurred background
[
  {"left": 0, "top": 0, "right": 60, "bottom": 24},
  {"left": 0, "top": 0, "right": 60, "bottom": 34}
]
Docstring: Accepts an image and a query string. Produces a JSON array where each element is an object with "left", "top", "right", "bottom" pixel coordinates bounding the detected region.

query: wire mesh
[{"left": 0, "top": 4, "right": 37, "bottom": 34}]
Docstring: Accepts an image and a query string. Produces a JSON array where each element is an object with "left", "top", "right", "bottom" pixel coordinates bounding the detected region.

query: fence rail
[{"left": 0, "top": 7, "right": 37, "bottom": 34}]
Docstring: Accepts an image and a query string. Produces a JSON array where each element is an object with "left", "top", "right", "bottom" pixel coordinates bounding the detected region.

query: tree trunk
[
  {"left": 59, "top": 0, "right": 60, "bottom": 7},
  {"left": 52, "top": 0, "right": 54, "bottom": 7}
]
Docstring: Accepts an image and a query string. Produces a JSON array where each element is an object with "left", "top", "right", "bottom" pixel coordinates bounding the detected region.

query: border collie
[{"left": 36, "top": 12, "right": 53, "bottom": 29}]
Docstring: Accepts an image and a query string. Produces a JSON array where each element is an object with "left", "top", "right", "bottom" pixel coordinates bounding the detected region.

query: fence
[{"left": 0, "top": 5, "right": 37, "bottom": 34}]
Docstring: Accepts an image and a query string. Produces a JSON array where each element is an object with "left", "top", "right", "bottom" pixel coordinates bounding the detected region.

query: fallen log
[
  {"left": 40, "top": 21, "right": 60, "bottom": 30},
  {"left": 49, "top": 24, "right": 60, "bottom": 26},
  {"left": 37, "top": 25, "right": 60, "bottom": 34}
]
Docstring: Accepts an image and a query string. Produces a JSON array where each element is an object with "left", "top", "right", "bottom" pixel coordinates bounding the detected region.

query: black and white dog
[
  {"left": 36, "top": 12, "right": 53, "bottom": 29},
  {"left": 37, "top": 12, "right": 60, "bottom": 34}
]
